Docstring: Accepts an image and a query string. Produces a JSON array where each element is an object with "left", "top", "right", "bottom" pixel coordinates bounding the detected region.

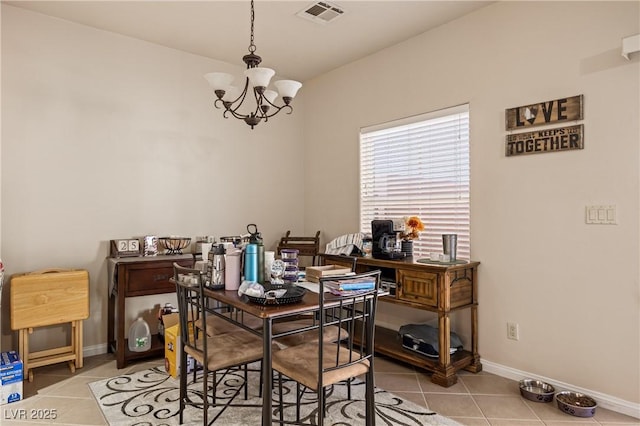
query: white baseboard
[
  {"left": 82, "top": 343, "right": 109, "bottom": 358},
  {"left": 482, "top": 359, "right": 640, "bottom": 420}
]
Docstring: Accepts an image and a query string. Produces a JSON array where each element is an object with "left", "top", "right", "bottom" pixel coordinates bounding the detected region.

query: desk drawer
[
  {"left": 122, "top": 260, "right": 192, "bottom": 297},
  {"left": 397, "top": 270, "right": 438, "bottom": 307}
]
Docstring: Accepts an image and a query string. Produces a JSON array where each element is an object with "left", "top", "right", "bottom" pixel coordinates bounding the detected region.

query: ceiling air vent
[{"left": 297, "top": 1, "right": 345, "bottom": 25}]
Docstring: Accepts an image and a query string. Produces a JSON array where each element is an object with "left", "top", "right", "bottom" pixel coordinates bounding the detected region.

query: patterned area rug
[{"left": 88, "top": 364, "right": 462, "bottom": 426}]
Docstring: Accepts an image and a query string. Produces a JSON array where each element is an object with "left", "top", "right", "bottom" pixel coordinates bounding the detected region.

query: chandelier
[{"left": 204, "top": 0, "right": 302, "bottom": 129}]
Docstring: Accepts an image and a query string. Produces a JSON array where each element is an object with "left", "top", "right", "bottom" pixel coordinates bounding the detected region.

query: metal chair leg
[
  {"left": 179, "top": 353, "right": 187, "bottom": 424},
  {"left": 278, "top": 372, "right": 285, "bottom": 424},
  {"left": 365, "top": 369, "right": 376, "bottom": 426},
  {"left": 259, "top": 361, "right": 263, "bottom": 398},
  {"left": 296, "top": 382, "right": 302, "bottom": 422},
  {"left": 318, "top": 386, "right": 325, "bottom": 425},
  {"left": 244, "top": 364, "right": 249, "bottom": 400},
  {"left": 203, "top": 365, "right": 209, "bottom": 426}
]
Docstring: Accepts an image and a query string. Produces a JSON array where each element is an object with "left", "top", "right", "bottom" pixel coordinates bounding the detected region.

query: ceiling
[{"left": 4, "top": 1, "right": 493, "bottom": 82}]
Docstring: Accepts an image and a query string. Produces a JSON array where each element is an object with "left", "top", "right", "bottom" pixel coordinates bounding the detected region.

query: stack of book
[{"left": 324, "top": 278, "right": 376, "bottom": 296}]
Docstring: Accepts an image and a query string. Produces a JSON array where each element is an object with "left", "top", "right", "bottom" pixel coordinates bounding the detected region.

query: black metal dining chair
[
  {"left": 271, "top": 269, "right": 382, "bottom": 425},
  {"left": 173, "top": 263, "right": 274, "bottom": 425},
  {"left": 271, "top": 255, "right": 358, "bottom": 349}
]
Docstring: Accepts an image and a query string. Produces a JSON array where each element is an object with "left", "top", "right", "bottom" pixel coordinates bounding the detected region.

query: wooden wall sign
[
  {"left": 505, "top": 95, "right": 583, "bottom": 130},
  {"left": 505, "top": 124, "right": 584, "bottom": 157}
]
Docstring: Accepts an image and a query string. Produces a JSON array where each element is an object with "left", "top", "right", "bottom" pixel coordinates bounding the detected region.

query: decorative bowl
[
  {"left": 159, "top": 237, "right": 191, "bottom": 254},
  {"left": 246, "top": 284, "right": 306, "bottom": 306},
  {"left": 519, "top": 379, "right": 555, "bottom": 403},
  {"left": 555, "top": 391, "right": 597, "bottom": 417}
]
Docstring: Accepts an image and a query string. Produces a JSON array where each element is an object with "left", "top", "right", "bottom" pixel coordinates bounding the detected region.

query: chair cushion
[
  {"left": 272, "top": 342, "right": 369, "bottom": 391},
  {"left": 185, "top": 328, "right": 274, "bottom": 371},
  {"left": 272, "top": 320, "right": 348, "bottom": 348},
  {"left": 195, "top": 312, "right": 263, "bottom": 336}
]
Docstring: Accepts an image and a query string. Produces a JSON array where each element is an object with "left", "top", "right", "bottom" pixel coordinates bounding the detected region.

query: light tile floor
[{"left": 1, "top": 353, "right": 638, "bottom": 425}]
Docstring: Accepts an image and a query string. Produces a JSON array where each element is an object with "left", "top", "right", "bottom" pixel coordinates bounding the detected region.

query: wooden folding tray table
[{"left": 10, "top": 268, "right": 89, "bottom": 381}]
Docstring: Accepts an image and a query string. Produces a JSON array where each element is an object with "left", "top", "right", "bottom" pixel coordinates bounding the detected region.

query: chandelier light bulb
[
  {"left": 204, "top": 72, "right": 234, "bottom": 94},
  {"left": 263, "top": 90, "right": 278, "bottom": 105},
  {"left": 261, "top": 89, "right": 278, "bottom": 113},
  {"left": 244, "top": 67, "right": 275, "bottom": 92},
  {"left": 222, "top": 86, "right": 241, "bottom": 103},
  {"left": 274, "top": 80, "right": 302, "bottom": 103}
]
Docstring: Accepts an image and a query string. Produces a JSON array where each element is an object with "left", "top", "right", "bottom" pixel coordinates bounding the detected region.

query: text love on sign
[{"left": 505, "top": 95, "right": 583, "bottom": 130}]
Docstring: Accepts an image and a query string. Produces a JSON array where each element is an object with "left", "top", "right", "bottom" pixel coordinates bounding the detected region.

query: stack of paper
[{"left": 324, "top": 278, "right": 375, "bottom": 295}]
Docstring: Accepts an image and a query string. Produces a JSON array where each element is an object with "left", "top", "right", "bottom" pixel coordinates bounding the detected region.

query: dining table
[{"left": 202, "top": 281, "right": 335, "bottom": 426}]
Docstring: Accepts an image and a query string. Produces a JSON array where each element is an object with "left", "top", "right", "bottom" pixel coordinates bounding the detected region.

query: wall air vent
[{"left": 297, "top": 1, "right": 345, "bottom": 25}]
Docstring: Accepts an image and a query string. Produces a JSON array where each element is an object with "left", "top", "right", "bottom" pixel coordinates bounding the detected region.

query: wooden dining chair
[
  {"left": 271, "top": 269, "right": 382, "bottom": 425},
  {"left": 173, "top": 263, "right": 274, "bottom": 425}
]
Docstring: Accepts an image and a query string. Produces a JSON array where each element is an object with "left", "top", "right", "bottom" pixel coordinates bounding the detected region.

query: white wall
[
  {"left": 1, "top": 5, "right": 305, "bottom": 352},
  {"left": 303, "top": 0, "right": 639, "bottom": 409}
]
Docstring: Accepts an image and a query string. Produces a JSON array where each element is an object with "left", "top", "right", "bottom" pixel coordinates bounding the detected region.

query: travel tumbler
[{"left": 244, "top": 243, "right": 258, "bottom": 282}]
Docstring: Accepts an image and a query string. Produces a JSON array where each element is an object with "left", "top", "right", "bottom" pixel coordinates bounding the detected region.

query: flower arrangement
[{"left": 400, "top": 216, "right": 425, "bottom": 240}]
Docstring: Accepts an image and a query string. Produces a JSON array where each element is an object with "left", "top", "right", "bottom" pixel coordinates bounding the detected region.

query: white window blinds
[{"left": 359, "top": 104, "right": 470, "bottom": 260}]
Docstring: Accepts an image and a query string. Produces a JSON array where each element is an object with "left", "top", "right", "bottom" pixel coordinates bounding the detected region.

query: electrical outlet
[{"left": 507, "top": 322, "right": 519, "bottom": 340}]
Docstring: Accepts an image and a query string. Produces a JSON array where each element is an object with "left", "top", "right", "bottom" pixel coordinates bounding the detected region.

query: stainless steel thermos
[
  {"left": 246, "top": 223, "right": 265, "bottom": 284},
  {"left": 210, "top": 244, "right": 226, "bottom": 289}
]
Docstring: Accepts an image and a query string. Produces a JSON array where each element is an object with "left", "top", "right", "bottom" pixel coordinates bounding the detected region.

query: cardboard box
[
  {"left": 305, "top": 265, "right": 352, "bottom": 283},
  {"left": 1, "top": 351, "right": 23, "bottom": 405},
  {"left": 163, "top": 315, "right": 196, "bottom": 379},
  {"left": 159, "top": 312, "right": 179, "bottom": 342}
]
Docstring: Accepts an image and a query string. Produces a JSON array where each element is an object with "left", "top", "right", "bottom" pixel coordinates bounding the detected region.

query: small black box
[
  {"left": 398, "top": 323, "right": 463, "bottom": 359},
  {"left": 401, "top": 333, "right": 439, "bottom": 358}
]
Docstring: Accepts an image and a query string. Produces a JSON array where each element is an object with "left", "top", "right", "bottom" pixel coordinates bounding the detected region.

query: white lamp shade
[
  {"left": 263, "top": 89, "right": 278, "bottom": 105},
  {"left": 222, "top": 86, "right": 240, "bottom": 102},
  {"left": 274, "top": 80, "right": 302, "bottom": 99},
  {"left": 204, "top": 72, "right": 234, "bottom": 90},
  {"left": 244, "top": 67, "right": 275, "bottom": 88}
]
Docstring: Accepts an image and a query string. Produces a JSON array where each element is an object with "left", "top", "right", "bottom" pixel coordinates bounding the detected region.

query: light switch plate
[{"left": 585, "top": 205, "right": 617, "bottom": 224}]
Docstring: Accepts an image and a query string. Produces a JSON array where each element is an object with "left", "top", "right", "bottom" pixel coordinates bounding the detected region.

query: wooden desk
[
  {"left": 107, "top": 255, "right": 193, "bottom": 369},
  {"left": 321, "top": 254, "right": 482, "bottom": 387}
]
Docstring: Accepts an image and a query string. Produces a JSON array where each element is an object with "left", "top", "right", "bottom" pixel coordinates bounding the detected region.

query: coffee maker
[{"left": 371, "top": 220, "right": 406, "bottom": 260}]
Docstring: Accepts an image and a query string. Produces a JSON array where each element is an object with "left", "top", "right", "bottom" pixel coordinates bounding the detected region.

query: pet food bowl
[
  {"left": 555, "top": 391, "right": 597, "bottom": 417},
  {"left": 159, "top": 237, "right": 191, "bottom": 254},
  {"left": 519, "top": 379, "right": 555, "bottom": 403}
]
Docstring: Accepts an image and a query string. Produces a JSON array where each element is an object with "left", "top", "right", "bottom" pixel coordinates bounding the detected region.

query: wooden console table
[
  {"left": 320, "top": 254, "right": 481, "bottom": 386},
  {"left": 107, "top": 255, "right": 193, "bottom": 369}
]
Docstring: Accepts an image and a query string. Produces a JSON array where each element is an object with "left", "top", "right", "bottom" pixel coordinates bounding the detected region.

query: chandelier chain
[{"left": 248, "top": 0, "right": 256, "bottom": 54}]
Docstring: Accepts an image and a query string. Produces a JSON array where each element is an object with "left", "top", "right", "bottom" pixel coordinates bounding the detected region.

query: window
[{"left": 359, "top": 104, "right": 470, "bottom": 259}]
